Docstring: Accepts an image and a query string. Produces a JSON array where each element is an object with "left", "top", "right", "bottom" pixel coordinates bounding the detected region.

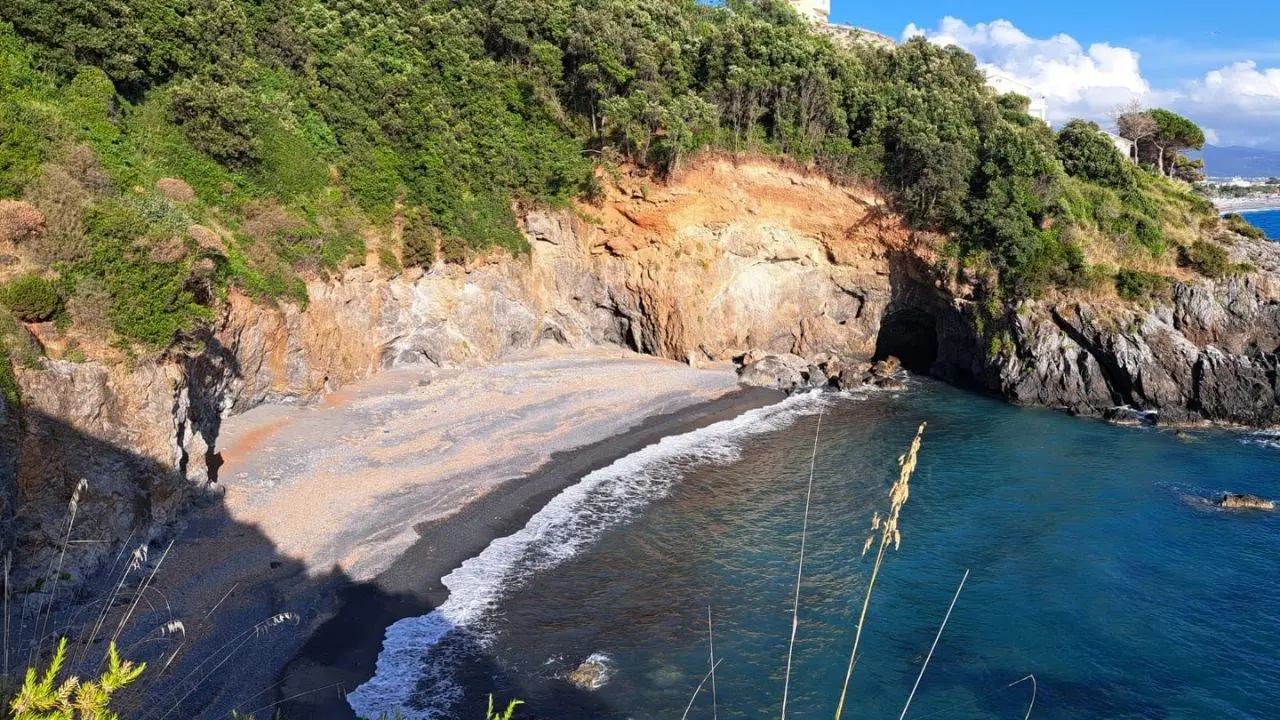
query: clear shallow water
[
  {"left": 1238, "top": 208, "right": 1280, "bottom": 239},
  {"left": 354, "top": 380, "right": 1280, "bottom": 720}
]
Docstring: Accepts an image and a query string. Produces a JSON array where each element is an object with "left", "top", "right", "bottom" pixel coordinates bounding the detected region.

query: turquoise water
[
  {"left": 1238, "top": 208, "right": 1280, "bottom": 239},
  {"left": 355, "top": 380, "right": 1280, "bottom": 719}
]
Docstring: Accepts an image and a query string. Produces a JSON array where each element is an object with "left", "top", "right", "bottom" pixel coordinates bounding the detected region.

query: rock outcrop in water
[
  {"left": 1216, "top": 493, "right": 1276, "bottom": 510},
  {"left": 3, "top": 157, "right": 1279, "bottom": 585}
]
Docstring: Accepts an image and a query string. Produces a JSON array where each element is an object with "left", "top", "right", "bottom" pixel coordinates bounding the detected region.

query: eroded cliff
[{"left": 3, "top": 158, "right": 1278, "bottom": 585}]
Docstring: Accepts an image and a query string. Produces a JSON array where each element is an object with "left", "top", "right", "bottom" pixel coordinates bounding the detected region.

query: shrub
[
  {"left": 1179, "top": 240, "right": 1230, "bottom": 278},
  {"left": 7, "top": 638, "right": 144, "bottom": 718},
  {"left": 66, "top": 277, "right": 111, "bottom": 334},
  {"left": 1223, "top": 212, "right": 1266, "bottom": 240},
  {"left": 1116, "top": 269, "right": 1174, "bottom": 303},
  {"left": 0, "top": 273, "right": 60, "bottom": 321},
  {"left": 155, "top": 177, "right": 197, "bottom": 203},
  {"left": 0, "top": 199, "right": 44, "bottom": 243},
  {"left": 441, "top": 234, "right": 468, "bottom": 265},
  {"left": 21, "top": 164, "right": 91, "bottom": 263},
  {"left": 402, "top": 210, "right": 436, "bottom": 269},
  {"left": 1057, "top": 120, "right": 1135, "bottom": 190},
  {"left": 378, "top": 245, "right": 401, "bottom": 273},
  {"left": 168, "top": 78, "right": 261, "bottom": 168}
]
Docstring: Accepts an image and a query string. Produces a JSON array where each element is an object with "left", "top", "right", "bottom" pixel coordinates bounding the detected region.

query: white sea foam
[
  {"left": 1243, "top": 430, "right": 1280, "bottom": 449},
  {"left": 346, "top": 391, "right": 826, "bottom": 719}
]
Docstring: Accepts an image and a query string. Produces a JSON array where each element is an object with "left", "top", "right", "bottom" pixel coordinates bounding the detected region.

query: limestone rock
[{"left": 1217, "top": 493, "right": 1276, "bottom": 510}]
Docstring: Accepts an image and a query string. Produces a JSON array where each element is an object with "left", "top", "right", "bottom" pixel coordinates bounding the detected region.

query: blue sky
[{"left": 830, "top": 1, "right": 1280, "bottom": 147}]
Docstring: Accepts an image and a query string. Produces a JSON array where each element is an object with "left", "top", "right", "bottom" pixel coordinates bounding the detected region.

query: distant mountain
[{"left": 1194, "top": 145, "right": 1280, "bottom": 180}]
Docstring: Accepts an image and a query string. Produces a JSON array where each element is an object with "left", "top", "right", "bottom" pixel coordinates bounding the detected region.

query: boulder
[
  {"left": 875, "top": 377, "right": 907, "bottom": 391},
  {"left": 567, "top": 656, "right": 609, "bottom": 691},
  {"left": 1216, "top": 493, "right": 1276, "bottom": 510},
  {"left": 871, "top": 356, "right": 901, "bottom": 377},
  {"left": 738, "top": 353, "right": 811, "bottom": 392}
]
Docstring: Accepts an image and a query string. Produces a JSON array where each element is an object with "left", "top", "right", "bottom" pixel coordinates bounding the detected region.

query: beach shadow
[{"left": 0, "top": 404, "right": 613, "bottom": 719}]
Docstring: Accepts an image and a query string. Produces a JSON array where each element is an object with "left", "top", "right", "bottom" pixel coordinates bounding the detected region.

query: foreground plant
[
  {"left": 834, "top": 422, "right": 927, "bottom": 720},
  {"left": 8, "top": 637, "right": 144, "bottom": 719},
  {"left": 486, "top": 695, "right": 522, "bottom": 720}
]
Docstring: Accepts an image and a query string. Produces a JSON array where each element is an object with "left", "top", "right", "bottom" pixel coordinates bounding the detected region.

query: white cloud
[
  {"left": 902, "top": 18, "right": 1149, "bottom": 124},
  {"left": 902, "top": 17, "right": 1280, "bottom": 148}
]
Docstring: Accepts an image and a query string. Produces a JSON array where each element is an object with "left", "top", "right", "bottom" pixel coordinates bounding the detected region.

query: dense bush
[
  {"left": 1057, "top": 120, "right": 1134, "bottom": 190},
  {"left": 402, "top": 211, "right": 437, "bottom": 269},
  {"left": 1223, "top": 213, "right": 1266, "bottom": 240},
  {"left": 1179, "top": 240, "right": 1248, "bottom": 279},
  {"left": 0, "top": 273, "right": 60, "bottom": 321},
  {"left": 0, "top": 0, "right": 1228, "bottom": 355},
  {"left": 1116, "top": 269, "right": 1174, "bottom": 303}
]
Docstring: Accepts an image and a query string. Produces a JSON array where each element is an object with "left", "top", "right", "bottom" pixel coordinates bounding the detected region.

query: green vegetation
[
  {"left": 7, "top": 638, "right": 144, "bottom": 719},
  {"left": 0, "top": 0, "right": 1243, "bottom": 356},
  {"left": 0, "top": 275, "right": 59, "bottom": 322},
  {"left": 1116, "top": 268, "right": 1174, "bottom": 303},
  {"left": 1223, "top": 212, "right": 1267, "bottom": 240},
  {"left": 1057, "top": 120, "right": 1134, "bottom": 190}
]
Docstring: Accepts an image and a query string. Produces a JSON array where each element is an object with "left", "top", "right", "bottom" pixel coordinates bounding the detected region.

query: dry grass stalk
[
  {"left": 781, "top": 408, "right": 823, "bottom": 720},
  {"left": 898, "top": 569, "right": 969, "bottom": 720},
  {"left": 30, "top": 479, "right": 88, "bottom": 672},
  {"left": 77, "top": 542, "right": 146, "bottom": 668},
  {"left": 152, "top": 611, "right": 300, "bottom": 720},
  {"left": 3, "top": 552, "right": 9, "bottom": 687},
  {"left": 681, "top": 657, "right": 724, "bottom": 720},
  {"left": 106, "top": 540, "right": 174, "bottom": 670},
  {"left": 1011, "top": 674, "right": 1037, "bottom": 719},
  {"left": 707, "top": 605, "right": 718, "bottom": 720},
  {"left": 834, "top": 422, "right": 927, "bottom": 720}
]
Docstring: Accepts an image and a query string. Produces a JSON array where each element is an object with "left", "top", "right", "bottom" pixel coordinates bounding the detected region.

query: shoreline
[
  {"left": 1212, "top": 197, "right": 1280, "bottom": 214},
  {"left": 275, "top": 383, "right": 784, "bottom": 718},
  {"left": 109, "top": 347, "right": 782, "bottom": 718}
]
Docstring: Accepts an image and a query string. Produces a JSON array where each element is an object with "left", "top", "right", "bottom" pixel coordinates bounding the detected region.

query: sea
[
  {"left": 1237, "top": 208, "right": 1280, "bottom": 239},
  {"left": 349, "top": 379, "right": 1280, "bottom": 720}
]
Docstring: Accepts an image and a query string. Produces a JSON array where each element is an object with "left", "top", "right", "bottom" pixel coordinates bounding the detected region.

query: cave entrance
[{"left": 874, "top": 307, "right": 939, "bottom": 375}]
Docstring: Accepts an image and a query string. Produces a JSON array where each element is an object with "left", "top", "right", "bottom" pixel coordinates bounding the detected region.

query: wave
[
  {"left": 346, "top": 391, "right": 828, "bottom": 719},
  {"left": 1243, "top": 430, "right": 1280, "bottom": 449}
]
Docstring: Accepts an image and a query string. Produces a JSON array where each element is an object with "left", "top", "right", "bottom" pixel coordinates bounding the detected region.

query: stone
[
  {"left": 738, "top": 354, "right": 812, "bottom": 393},
  {"left": 1216, "top": 493, "right": 1275, "bottom": 511},
  {"left": 872, "top": 356, "right": 901, "bottom": 377},
  {"left": 876, "top": 377, "right": 907, "bottom": 391},
  {"left": 567, "top": 657, "right": 609, "bottom": 690}
]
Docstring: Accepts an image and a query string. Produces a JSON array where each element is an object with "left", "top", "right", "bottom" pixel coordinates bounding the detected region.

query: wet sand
[{"left": 129, "top": 347, "right": 780, "bottom": 717}]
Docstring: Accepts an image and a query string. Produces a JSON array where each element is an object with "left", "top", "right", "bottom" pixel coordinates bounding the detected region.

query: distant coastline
[{"left": 1212, "top": 196, "right": 1280, "bottom": 214}]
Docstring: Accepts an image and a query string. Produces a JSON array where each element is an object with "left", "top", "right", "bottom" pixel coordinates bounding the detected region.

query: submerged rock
[
  {"left": 566, "top": 654, "right": 611, "bottom": 691},
  {"left": 1216, "top": 493, "right": 1276, "bottom": 510}
]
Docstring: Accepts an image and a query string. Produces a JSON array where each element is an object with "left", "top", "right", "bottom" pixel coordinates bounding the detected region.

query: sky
[{"left": 828, "top": 1, "right": 1280, "bottom": 148}]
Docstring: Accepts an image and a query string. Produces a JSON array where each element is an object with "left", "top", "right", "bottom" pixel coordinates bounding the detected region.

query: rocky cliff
[{"left": 3, "top": 158, "right": 1277, "bottom": 584}]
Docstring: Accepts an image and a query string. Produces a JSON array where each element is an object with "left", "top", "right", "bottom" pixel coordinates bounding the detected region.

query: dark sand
[{"left": 278, "top": 384, "right": 782, "bottom": 718}]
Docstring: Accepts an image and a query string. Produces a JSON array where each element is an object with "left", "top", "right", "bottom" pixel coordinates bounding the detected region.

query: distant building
[
  {"left": 1104, "top": 131, "right": 1138, "bottom": 163},
  {"left": 789, "top": 0, "right": 830, "bottom": 24},
  {"left": 985, "top": 71, "right": 1048, "bottom": 123},
  {"left": 788, "top": 0, "right": 897, "bottom": 52}
]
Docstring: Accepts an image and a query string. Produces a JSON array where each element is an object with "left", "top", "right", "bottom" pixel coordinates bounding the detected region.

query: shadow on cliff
[
  {"left": 0, "top": 408, "right": 611, "bottom": 720},
  {"left": 875, "top": 249, "right": 991, "bottom": 393}
]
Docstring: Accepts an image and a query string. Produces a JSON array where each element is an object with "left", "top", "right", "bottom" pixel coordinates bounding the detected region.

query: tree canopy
[{"left": 0, "top": 0, "right": 1225, "bottom": 351}]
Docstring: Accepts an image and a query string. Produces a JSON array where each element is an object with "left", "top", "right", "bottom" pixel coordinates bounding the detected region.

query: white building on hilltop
[
  {"left": 789, "top": 0, "right": 830, "bottom": 24},
  {"left": 788, "top": 0, "right": 897, "bottom": 51},
  {"left": 985, "top": 71, "right": 1048, "bottom": 123}
]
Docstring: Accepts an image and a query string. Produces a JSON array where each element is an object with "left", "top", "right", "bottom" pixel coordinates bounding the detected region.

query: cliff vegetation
[{"left": 0, "top": 0, "right": 1229, "bottom": 378}]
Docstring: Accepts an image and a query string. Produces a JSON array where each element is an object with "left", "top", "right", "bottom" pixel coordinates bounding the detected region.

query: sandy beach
[{"left": 118, "top": 347, "right": 779, "bottom": 717}]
